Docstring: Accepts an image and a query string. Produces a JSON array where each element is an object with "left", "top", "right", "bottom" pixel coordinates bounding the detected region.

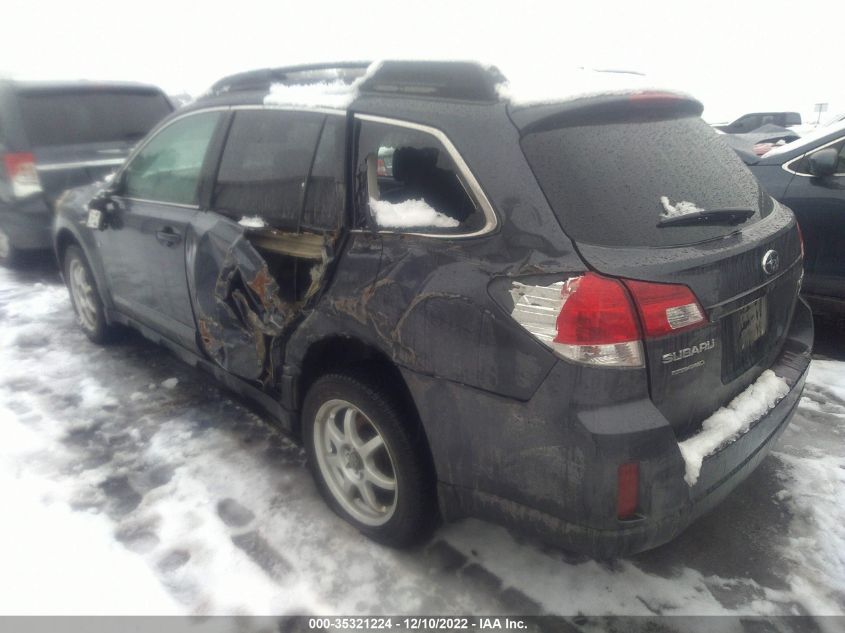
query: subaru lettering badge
[{"left": 762, "top": 250, "right": 780, "bottom": 275}]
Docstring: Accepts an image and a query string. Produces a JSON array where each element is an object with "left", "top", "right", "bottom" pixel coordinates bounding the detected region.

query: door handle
[{"left": 156, "top": 227, "right": 182, "bottom": 247}]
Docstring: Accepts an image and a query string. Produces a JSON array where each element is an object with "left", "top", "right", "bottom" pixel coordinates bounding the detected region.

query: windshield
[
  {"left": 521, "top": 115, "right": 768, "bottom": 248},
  {"left": 18, "top": 89, "right": 172, "bottom": 147}
]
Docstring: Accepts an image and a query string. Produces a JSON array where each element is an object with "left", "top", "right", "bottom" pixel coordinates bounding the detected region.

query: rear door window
[
  {"left": 301, "top": 115, "right": 346, "bottom": 231},
  {"left": 212, "top": 110, "right": 324, "bottom": 229},
  {"left": 122, "top": 111, "right": 221, "bottom": 205},
  {"left": 17, "top": 89, "right": 172, "bottom": 147},
  {"left": 520, "top": 115, "right": 768, "bottom": 248},
  {"left": 355, "top": 119, "right": 484, "bottom": 234}
]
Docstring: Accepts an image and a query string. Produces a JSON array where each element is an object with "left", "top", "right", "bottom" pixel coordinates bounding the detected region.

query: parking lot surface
[{"left": 0, "top": 260, "right": 843, "bottom": 626}]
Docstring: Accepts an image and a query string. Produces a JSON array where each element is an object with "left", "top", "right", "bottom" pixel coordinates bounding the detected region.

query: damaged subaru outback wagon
[{"left": 54, "top": 61, "right": 813, "bottom": 556}]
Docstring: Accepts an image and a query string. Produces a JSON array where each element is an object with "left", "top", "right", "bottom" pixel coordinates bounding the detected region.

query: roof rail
[{"left": 206, "top": 62, "right": 371, "bottom": 96}]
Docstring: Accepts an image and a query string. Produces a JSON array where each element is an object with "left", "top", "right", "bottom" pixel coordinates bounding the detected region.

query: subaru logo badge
[{"left": 762, "top": 250, "right": 780, "bottom": 275}]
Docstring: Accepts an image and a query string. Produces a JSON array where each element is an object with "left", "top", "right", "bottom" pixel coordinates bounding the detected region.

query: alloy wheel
[
  {"left": 68, "top": 258, "right": 98, "bottom": 331},
  {"left": 313, "top": 399, "right": 399, "bottom": 526}
]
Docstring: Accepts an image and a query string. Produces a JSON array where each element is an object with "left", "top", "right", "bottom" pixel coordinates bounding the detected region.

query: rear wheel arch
[{"left": 296, "top": 336, "right": 435, "bottom": 470}]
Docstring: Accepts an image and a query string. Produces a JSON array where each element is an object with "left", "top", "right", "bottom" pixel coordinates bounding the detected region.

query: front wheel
[
  {"left": 303, "top": 371, "right": 437, "bottom": 547},
  {"left": 63, "top": 244, "right": 116, "bottom": 344}
]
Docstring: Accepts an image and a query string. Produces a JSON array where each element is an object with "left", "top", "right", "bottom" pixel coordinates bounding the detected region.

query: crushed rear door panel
[{"left": 187, "top": 212, "right": 333, "bottom": 386}]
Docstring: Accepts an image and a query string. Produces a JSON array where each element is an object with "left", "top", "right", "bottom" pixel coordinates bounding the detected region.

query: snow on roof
[
  {"left": 262, "top": 60, "right": 693, "bottom": 111},
  {"left": 263, "top": 61, "right": 382, "bottom": 109},
  {"left": 491, "top": 62, "right": 693, "bottom": 108}
]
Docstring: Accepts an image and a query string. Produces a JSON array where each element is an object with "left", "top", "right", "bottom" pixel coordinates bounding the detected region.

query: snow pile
[
  {"left": 678, "top": 370, "right": 790, "bottom": 486},
  {"left": 773, "top": 451, "right": 845, "bottom": 615},
  {"left": 369, "top": 198, "right": 460, "bottom": 229},
  {"left": 492, "top": 63, "right": 691, "bottom": 108},
  {"left": 807, "top": 359, "right": 845, "bottom": 403},
  {"left": 660, "top": 195, "right": 705, "bottom": 219},
  {"left": 238, "top": 216, "right": 266, "bottom": 229},
  {"left": 161, "top": 377, "right": 179, "bottom": 389}
]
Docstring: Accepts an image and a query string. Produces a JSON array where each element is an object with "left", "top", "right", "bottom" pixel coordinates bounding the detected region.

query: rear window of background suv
[
  {"left": 520, "top": 115, "right": 769, "bottom": 248},
  {"left": 18, "top": 90, "right": 172, "bottom": 148}
]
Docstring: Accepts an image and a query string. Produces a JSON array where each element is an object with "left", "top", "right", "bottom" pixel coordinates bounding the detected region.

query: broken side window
[
  {"left": 212, "top": 110, "right": 324, "bottom": 230},
  {"left": 355, "top": 120, "right": 483, "bottom": 234}
]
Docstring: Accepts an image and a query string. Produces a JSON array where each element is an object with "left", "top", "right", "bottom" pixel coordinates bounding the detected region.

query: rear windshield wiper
[{"left": 657, "top": 208, "right": 755, "bottom": 228}]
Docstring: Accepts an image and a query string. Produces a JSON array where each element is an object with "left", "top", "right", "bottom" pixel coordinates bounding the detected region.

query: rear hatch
[
  {"left": 15, "top": 86, "right": 173, "bottom": 206},
  {"left": 515, "top": 94, "right": 803, "bottom": 438}
]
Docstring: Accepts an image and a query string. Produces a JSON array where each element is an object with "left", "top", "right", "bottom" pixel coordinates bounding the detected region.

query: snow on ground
[{"left": 0, "top": 261, "right": 843, "bottom": 624}]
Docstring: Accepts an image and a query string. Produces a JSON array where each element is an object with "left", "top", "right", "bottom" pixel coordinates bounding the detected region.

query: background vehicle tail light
[
  {"left": 617, "top": 462, "right": 639, "bottom": 520},
  {"left": 508, "top": 272, "right": 708, "bottom": 367},
  {"left": 3, "top": 152, "right": 42, "bottom": 199}
]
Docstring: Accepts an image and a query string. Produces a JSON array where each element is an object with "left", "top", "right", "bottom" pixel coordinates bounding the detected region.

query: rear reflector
[
  {"left": 617, "top": 462, "right": 639, "bottom": 520},
  {"left": 624, "top": 279, "right": 706, "bottom": 338},
  {"left": 3, "top": 152, "right": 42, "bottom": 199}
]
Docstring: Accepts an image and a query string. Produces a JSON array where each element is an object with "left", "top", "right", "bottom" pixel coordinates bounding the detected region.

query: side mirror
[
  {"left": 808, "top": 148, "right": 839, "bottom": 178},
  {"left": 86, "top": 189, "right": 118, "bottom": 231}
]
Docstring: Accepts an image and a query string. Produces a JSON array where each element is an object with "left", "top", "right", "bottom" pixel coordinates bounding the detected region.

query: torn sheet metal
[{"left": 195, "top": 233, "right": 290, "bottom": 383}]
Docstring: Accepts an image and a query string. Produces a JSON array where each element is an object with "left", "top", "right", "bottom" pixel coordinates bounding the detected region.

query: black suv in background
[
  {"left": 53, "top": 62, "right": 812, "bottom": 556},
  {"left": 0, "top": 80, "right": 173, "bottom": 265},
  {"left": 741, "top": 121, "right": 845, "bottom": 318}
]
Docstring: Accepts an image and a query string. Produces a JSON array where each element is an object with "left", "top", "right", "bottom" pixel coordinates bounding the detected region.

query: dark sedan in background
[
  {"left": 0, "top": 80, "right": 173, "bottom": 265},
  {"left": 743, "top": 121, "right": 845, "bottom": 318}
]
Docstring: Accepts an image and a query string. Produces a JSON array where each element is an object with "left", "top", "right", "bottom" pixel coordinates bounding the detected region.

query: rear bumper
[
  {"left": 408, "top": 299, "right": 813, "bottom": 557},
  {"left": 0, "top": 198, "right": 53, "bottom": 250}
]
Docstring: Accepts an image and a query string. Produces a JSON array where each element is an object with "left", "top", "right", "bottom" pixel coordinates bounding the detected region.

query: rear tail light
[
  {"left": 510, "top": 273, "right": 643, "bottom": 367},
  {"left": 508, "top": 272, "right": 707, "bottom": 368},
  {"left": 2, "top": 152, "right": 42, "bottom": 199},
  {"left": 617, "top": 462, "right": 639, "bottom": 520},
  {"left": 623, "top": 279, "right": 706, "bottom": 337}
]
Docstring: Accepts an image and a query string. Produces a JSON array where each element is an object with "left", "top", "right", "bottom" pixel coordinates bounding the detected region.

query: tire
[
  {"left": 63, "top": 244, "right": 116, "bottom": 344},
  {"left": 303, "top": 370, "right": 437, "bottom": 547},
  {"left": 0, "top": 226, "right": 21, "bottom": 268}
]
